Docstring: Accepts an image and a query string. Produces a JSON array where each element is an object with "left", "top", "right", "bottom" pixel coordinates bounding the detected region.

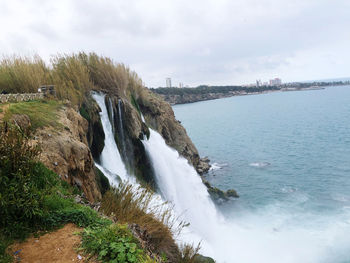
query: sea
[{"left": 173, "top": 85, "right": 350, "bottom": 262}]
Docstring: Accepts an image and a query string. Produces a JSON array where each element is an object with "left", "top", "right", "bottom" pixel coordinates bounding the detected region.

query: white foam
[
  {"left": 210, "top": 162, "right": 222, "bottom": 171},
  {"left": 142, "top": 129, "right": 350, "bottom": 263},
  {"left": 249, "top": 161, "right": 271, "bottom": 168}
]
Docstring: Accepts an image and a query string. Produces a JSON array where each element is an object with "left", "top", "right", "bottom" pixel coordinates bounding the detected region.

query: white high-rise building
[
  {"left": 269, "top": 78, "right": 282, "bottom": 86},
  {"left": 166, "top": 78, "right": 172, "bottom": 88},
  {"left": 179, "top": 82, "right": 184, "bottom": 88}
]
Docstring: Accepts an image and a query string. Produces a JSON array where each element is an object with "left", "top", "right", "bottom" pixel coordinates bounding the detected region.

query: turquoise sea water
[{"left": 173, "top": 86, "right": 350, "bottom": 218}]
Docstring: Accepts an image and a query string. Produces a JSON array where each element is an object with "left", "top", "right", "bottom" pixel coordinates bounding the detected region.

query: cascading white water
[
  {"left": 92, "top": 92, "right": 128, "bottom": 181},
  {"left": 90, "top": 97, "right": 350, "bottom": 263},
  {"left": 142, "top": 129, "right": 222, "bottom": 254},
  {"left": 142, "top": 129, "right": 350, "bottom": 263}
]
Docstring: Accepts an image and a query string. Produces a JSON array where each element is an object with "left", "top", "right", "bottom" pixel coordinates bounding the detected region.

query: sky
[{"left": 0, "top": 0, "right": 349, "bottom": 87}]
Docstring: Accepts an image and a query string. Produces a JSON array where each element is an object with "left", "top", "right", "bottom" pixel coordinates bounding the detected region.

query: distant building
[
  {"left": 256, "top": 79, "right": 262, "bottom": 87},
  {"left": 179, "top": 82, "right": 184, "bottom": 88},
  {"left": 166, "top": 78, "right": 172, "bottom": 88},
  {"left": 269, "top": 78, "right": 282, "bottom": 86}
]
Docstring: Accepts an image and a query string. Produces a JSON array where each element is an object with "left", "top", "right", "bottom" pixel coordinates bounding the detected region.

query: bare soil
[{"left": 9, "top": 224, "right": 97, "bottom": 263}]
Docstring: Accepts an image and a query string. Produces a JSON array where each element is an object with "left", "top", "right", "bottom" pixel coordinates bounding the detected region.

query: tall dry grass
[
  {"left": 0, "top": 52, "right": 145, "bottom": 106},
  {"left": 50, "top": 54, "right": 94, "bottom": 106},
  {"left": 0, "top": 55, "right": 51, "bottom": 94},
  {"left": 101, "top": 182, "right": 189, "bottom": 261}
]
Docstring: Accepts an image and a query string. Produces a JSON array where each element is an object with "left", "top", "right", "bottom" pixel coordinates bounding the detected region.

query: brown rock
[
  {"left": 36, "top": 106, "right": 101, "bottom": 202},
  {"left": 138, "top": 89, "right": 206, "bottom": 172}
]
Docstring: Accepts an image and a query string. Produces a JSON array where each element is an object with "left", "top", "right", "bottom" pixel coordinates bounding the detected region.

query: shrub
[
  {"left": 81, "top": 223, "right": 145, "bottom": 263},
  {"left": 0, "top": 123, "right": 43, "bottom": 237},
  {"left": 101, "top": 183, "right": 185, "bottom": 261}
]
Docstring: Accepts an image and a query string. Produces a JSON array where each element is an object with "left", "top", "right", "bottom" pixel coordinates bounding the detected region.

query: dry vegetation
[
  {"left": 0, "top": 53, "right": 208, "bottom": 263},
  {"left": 101, "top": 183, "right": 191, "bottom": 262},
  {"left": 0, "top": 53, "right": 146, "bottom": 107}
]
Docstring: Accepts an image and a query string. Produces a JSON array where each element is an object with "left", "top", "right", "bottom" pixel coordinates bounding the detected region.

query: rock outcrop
[
  {"left": 203, "top": 179, "right": 239, "bottom": 202},
  {"left": 136, "top": 89, "right": 210, "bottom": 174},
  {"left": 35, "top": 106, "right": 102, "bottom": 202},
  {"left": 79, "top": 97, "right": 105, "bottom": 162}
]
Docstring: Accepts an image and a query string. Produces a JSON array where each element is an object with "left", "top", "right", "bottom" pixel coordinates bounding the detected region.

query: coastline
[{"left": 158, "top": 86, "right": 327, "bottom": 105}]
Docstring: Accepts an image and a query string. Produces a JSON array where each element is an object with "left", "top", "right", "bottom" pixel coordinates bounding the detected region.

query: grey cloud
[{"left": 0, "top": 0, "right": 349, "bottom": 87}]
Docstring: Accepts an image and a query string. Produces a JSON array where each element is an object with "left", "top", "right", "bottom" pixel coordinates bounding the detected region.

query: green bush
[
  {"left": 81, "top": 223, "right": 144, "bottom": 263},
  {"left": 0, "top": 124, "right": 111, "bottom": 261},
  {"left": 0, "top": 124, "right": 44, "bottom": 237}
]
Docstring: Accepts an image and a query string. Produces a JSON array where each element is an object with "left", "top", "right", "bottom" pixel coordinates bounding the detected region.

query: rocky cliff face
[
  {"left": 35, "top": 106, "right": 102, "bottom": 202},
  {"left": 135, "top": 90, "right": 210, "bottom": 174},
  {"left": 82, "top": 86, "right": 210, "bottom": 188}
]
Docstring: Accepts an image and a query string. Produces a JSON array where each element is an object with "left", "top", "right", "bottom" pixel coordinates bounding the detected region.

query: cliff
[
  {"left": 78, "top": 86, "right": 210, "bottom": 188},
  {"left": 4, "top": 102, "right": 104, "bottom": 203},
  {"left": 35, "top": 105, "right": 102, "bottom": 202},
  {"left": 136, "top": 89, "right": 210, "bottom": 174}
]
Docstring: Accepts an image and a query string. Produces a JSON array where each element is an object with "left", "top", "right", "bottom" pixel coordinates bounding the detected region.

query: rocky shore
[{"left": 156, "top": 89, "right": 279, "bottom": 105}]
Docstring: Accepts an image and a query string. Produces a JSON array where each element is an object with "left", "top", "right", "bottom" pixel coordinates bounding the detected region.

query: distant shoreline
[{"left": 151, "top": 83, "right": 346, "bottom": 105}]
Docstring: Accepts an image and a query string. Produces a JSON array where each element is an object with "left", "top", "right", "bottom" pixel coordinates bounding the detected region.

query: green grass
[
  {"left": 81, "top": 223, "right": 150, "bottom": 263},
  {"left": 0, "top": 124, "right": 110, "bottom": 261},
  {"left": 5, "top": 100, "right": 62, "bottom": 130}
]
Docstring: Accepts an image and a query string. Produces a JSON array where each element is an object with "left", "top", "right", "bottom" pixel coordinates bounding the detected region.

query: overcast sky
[{"left": 0, "top": 0, "right": 349, "bottom": 87}]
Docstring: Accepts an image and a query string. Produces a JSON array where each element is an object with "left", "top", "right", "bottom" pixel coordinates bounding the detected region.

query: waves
[{"left": 210, "top": 162, "right": 228, "bottom": 171}]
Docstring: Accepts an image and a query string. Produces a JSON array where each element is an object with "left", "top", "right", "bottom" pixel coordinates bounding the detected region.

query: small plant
[
  {"left": 101, "top": 183, "right": 189, "bottom": 262},
  {"left": 178, "top": 243, "right": 201, "bottom": 263},
  {"left": 81, "top": 223, "right": 144, "bottom": 263}
]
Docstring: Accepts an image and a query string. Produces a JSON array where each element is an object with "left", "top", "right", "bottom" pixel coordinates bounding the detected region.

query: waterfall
[
  {"left": 142, "top": 128, "right": 350, "bottom": 263},
  {"left": 90, "top": 94, "right": 350, "bottom": 262},
  {"left": 142, "top": 129, "right": 224, "bottom": 255},
  {"left": 92, "top": 92, "right": 128, "bottom": 181}
]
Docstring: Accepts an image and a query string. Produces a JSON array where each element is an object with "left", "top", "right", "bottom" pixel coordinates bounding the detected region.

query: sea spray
[
  {"left": 142, "top": 129, "right": 221, "bottom": 254},
  {"left": 93, "top": 93, "right": 350, "bottom": 263},
  {"left": 142, "top": 129, "right": 350, "bottom": 263}
]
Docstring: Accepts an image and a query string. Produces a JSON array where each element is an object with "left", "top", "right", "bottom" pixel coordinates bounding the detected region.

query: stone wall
[{"left": 0, "top": 93, "right": 44, "bottom": 103}]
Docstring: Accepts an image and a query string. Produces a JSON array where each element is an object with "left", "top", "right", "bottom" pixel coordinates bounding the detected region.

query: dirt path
[{"left": 10, "top": 224, "right": 96, "bottom": 263}]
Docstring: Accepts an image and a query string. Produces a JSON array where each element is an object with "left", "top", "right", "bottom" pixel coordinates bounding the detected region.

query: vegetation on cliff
[
  {"left": 4, "top": 100, "right": 62, "bottom": 130},
  {"left": 0, "top": 124, "right": 206, "bottom": 262},
  {"left": 0, "top": 123, "right": 107, "bottom": 261},
  {"left": 0, "top": 53, "right": 217, "bottom": 262},
  {"left": 0, "top": 53, "right": 144, "bottom": 107}
]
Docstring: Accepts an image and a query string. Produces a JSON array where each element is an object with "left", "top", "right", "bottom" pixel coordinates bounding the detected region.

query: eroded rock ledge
[{"left": 35, "top": 106, "right": 102, "bottom": 202}]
